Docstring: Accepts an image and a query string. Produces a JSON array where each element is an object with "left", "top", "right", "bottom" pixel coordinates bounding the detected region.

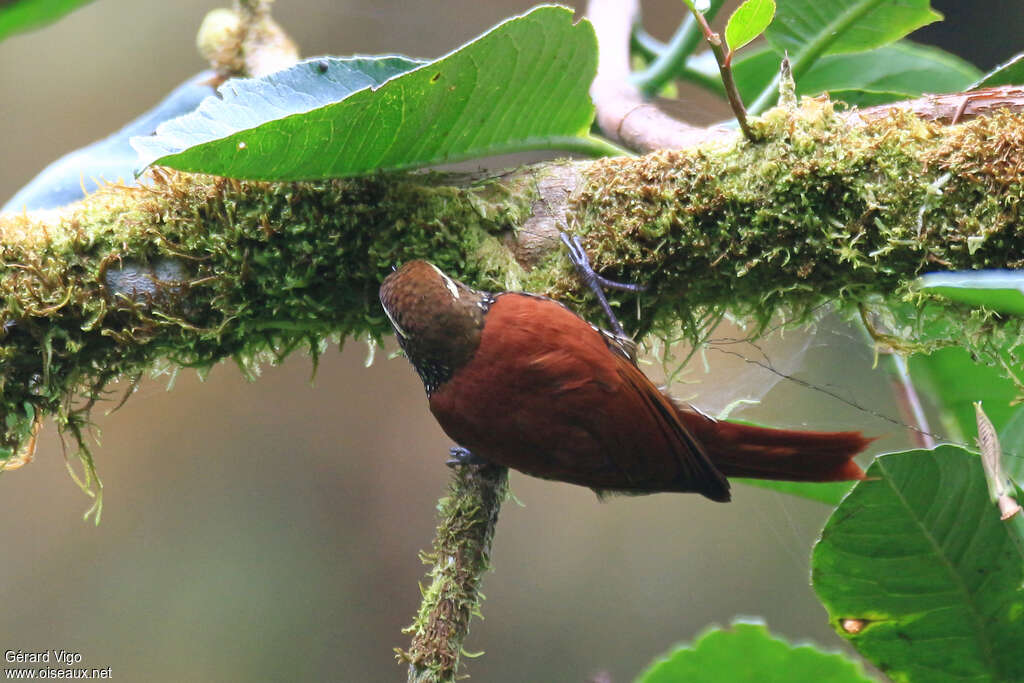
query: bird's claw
[
  {"left": 446, "top": 446, "right": 488, "bottom": 468},
  {"left": 560, "top": 231, "right": 646, "bottom": 336},
  {"left": 560, "top": 233, "right": 646, "bottom": 293}
]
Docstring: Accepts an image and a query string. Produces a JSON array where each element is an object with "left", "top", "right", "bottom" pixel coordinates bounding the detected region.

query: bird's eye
[{"left": 427, "top": 263, "right": 460, "bottom": 300}]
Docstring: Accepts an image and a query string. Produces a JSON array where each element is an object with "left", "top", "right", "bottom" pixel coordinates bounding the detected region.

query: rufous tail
[{"left": 678, "top": 408, "right": 870, "bottom": 482}]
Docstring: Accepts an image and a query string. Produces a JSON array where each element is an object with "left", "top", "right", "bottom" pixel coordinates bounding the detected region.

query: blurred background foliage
[{"left": 1, "top": 1, "right": 1021, "bottom": 681}]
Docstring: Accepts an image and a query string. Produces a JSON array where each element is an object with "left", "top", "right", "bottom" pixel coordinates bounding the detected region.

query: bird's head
[{"left": 379, "top": 261, "right": 493, "bottom": 394}]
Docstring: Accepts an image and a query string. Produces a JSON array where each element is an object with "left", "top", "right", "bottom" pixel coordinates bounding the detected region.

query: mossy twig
[{"left": 398, "top": 463, "right": 509, "bottom": 682}]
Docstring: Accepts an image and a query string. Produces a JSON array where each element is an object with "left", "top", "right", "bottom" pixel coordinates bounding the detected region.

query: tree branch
[
  {"left": 5, "top": 2, "right": 1024, "bottom": 667},
  {"left": 398, "top": 462, "right": 509, "bottom": 682},
  {"left": 588, "top": 0, "right": 728, "bottom": 152},
  {"left": 3, "top": 92, "right": 1024, "bottom": 483}
]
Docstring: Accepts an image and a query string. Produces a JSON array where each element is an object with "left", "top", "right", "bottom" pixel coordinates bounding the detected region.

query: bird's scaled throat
[{"left": 396, "top": 294, "right": 494, "bottom": 396}]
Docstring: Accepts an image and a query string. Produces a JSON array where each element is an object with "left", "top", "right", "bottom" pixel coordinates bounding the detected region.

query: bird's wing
[
  {"left": 607, "top": 352, "right": 730, "bottom": 500},
  {"left": 436, "top": 293, "right": 731, "bottom": 500}
]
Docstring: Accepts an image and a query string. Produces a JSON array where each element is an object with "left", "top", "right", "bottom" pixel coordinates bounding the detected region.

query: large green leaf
[
  {"left": 918, "top": 271, "right": 1024, "bottom": 317},
  {"left": 812, "top": 447, "right": 1024, "bottom": 683},
  {"left": 749, "top": 0, "right": 942, "bottom": 113},
  {"left": 793, "top": 42, "right": 978, "bottom": 104},
  {"left": 738, "top": 478, "right": 855, "bottom": 506},
  {"left": 765, "top": 0, "right": 941, "bottom": 59},
  {"left": 131, "top": 56, "right": 422, "bottom": 176},
  {"left": 133, "top": 6, "right": 606, "bottom": 180},
  {"left": 0, "top": 0, "right": 94, "bottom": 43},
  {"left": 635, "top": 620, "right": 874, "bottom": 683},
  {"left": 909, "top": 347, "right": 1019, "bottom": 443},
  {"left": 973, "top": 52, "right": 1024, "bottom": 89},
  {"left": 699, "top": 41, "right": 975, "bottom": 108}
]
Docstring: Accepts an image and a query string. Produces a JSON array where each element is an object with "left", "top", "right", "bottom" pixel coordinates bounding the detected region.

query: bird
[{"left": 379, "top": 257, "right": 869, "bottom": 502}]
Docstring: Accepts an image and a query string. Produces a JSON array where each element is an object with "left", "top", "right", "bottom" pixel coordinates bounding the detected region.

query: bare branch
[
  {"left": 853, "top": 86, "right": 1024, "bottom": 124},
  {"left": 587, "top": 0, "right": 729, "bottom": 152}
]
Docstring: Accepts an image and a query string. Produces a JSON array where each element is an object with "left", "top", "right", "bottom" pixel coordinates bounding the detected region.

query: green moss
[
  {"left": 5, "top": 100, "right": 1024, "bottom": 509},
  {"left": 0, "top": 171, "right": 536, "bottom": 515},
  {"left": 559, "top": 100, "right": 1024, "bottom": 368},
  {"left": 399, "top": 463, "right": 508, "bottom": 681}
]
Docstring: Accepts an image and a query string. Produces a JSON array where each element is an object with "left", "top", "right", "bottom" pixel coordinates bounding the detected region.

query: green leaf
[
  {"left": 131, "top": 56, "right": 422, "bottom": 175},
  {"left": 973, "top": 52, "right": 1024, "bottom": 89},
  {"left": 0, "top": 0, "right": 94, "bottom": 43},
  {"left": 918, "top": 271, "right": 1024, "bottom": 316},
  {"left": 133, "top": 6, "right": 606, "bottom": 180},
  {"left": 719, "top": 42, "right": 976, "bottom": 107},
  {"left": 795, "top": 41, "right": 979, "bottom": 102},
  {"left": 812, "top": 447, "right": 1024, "bottom": 683},
  {"left": 737, "top": 478, "right": 855, "bottom": 506},
  {"left": 725, "top": 0, "right": 776, "bottom": 54},
  {"left": 909, "top": 347, "right": 1020, "bottom": 442},
  {"left": 766, "top": 0, "right": 942, "bottom": 59},
  {"left": 749, "top": 0, "right": 942, "bottom": 114},
  {"left": 636, "top": 620, "right": 874, "bottom": 683},
  {"left": 997, "top": 406, "right": 1024, "bottom": 482}
]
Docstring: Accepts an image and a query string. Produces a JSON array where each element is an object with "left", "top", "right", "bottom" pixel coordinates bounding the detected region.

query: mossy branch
[
  {"left": 397, "top": 462, "right": 509, "bottom": 682},
  {"left": 3, "top": 98, "right": 1024, "bottom": 479}
]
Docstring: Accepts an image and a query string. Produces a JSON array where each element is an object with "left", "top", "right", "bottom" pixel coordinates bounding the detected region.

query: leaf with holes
[{"left": 812, "top": 447, "right": 1024, "bottom": 682}]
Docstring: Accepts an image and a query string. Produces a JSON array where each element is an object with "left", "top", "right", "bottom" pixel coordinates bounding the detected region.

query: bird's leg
[
  {"left": 560, "top": 232, "right": 646, "bottom": 337},
  {"left": 446, "top": 446, "right": 489, "bottom": 468}
]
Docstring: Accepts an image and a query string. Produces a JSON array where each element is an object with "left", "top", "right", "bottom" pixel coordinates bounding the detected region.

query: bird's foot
[
  {"left": 446, "top": 446, "right": 489, "bottom": 468},
  {"left": 560, "top": 232, "right": 646, "bottom": 337}
]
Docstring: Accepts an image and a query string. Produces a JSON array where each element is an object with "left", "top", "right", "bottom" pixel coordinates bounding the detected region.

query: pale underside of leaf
[{"left": 132, "top": 6, "right": 601, "bottom": 181}]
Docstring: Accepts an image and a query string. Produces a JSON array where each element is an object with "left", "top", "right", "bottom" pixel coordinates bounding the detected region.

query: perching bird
[{"left": 379, "top": 258, "right": 868, "bottom": 502}]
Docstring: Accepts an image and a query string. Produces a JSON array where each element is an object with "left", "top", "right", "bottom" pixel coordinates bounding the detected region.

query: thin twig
[
  {"left": 632, "top": 13, "right": 700, "bottom": 97},
  {"left": 888, "top": 353, "right": 935, "bottom": 450},
  {"left": 682, "top": 3, "right": 754, "bottom": 141},
  {"left": 633, "top": 0, "right": 728, "bottom": 98}
]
